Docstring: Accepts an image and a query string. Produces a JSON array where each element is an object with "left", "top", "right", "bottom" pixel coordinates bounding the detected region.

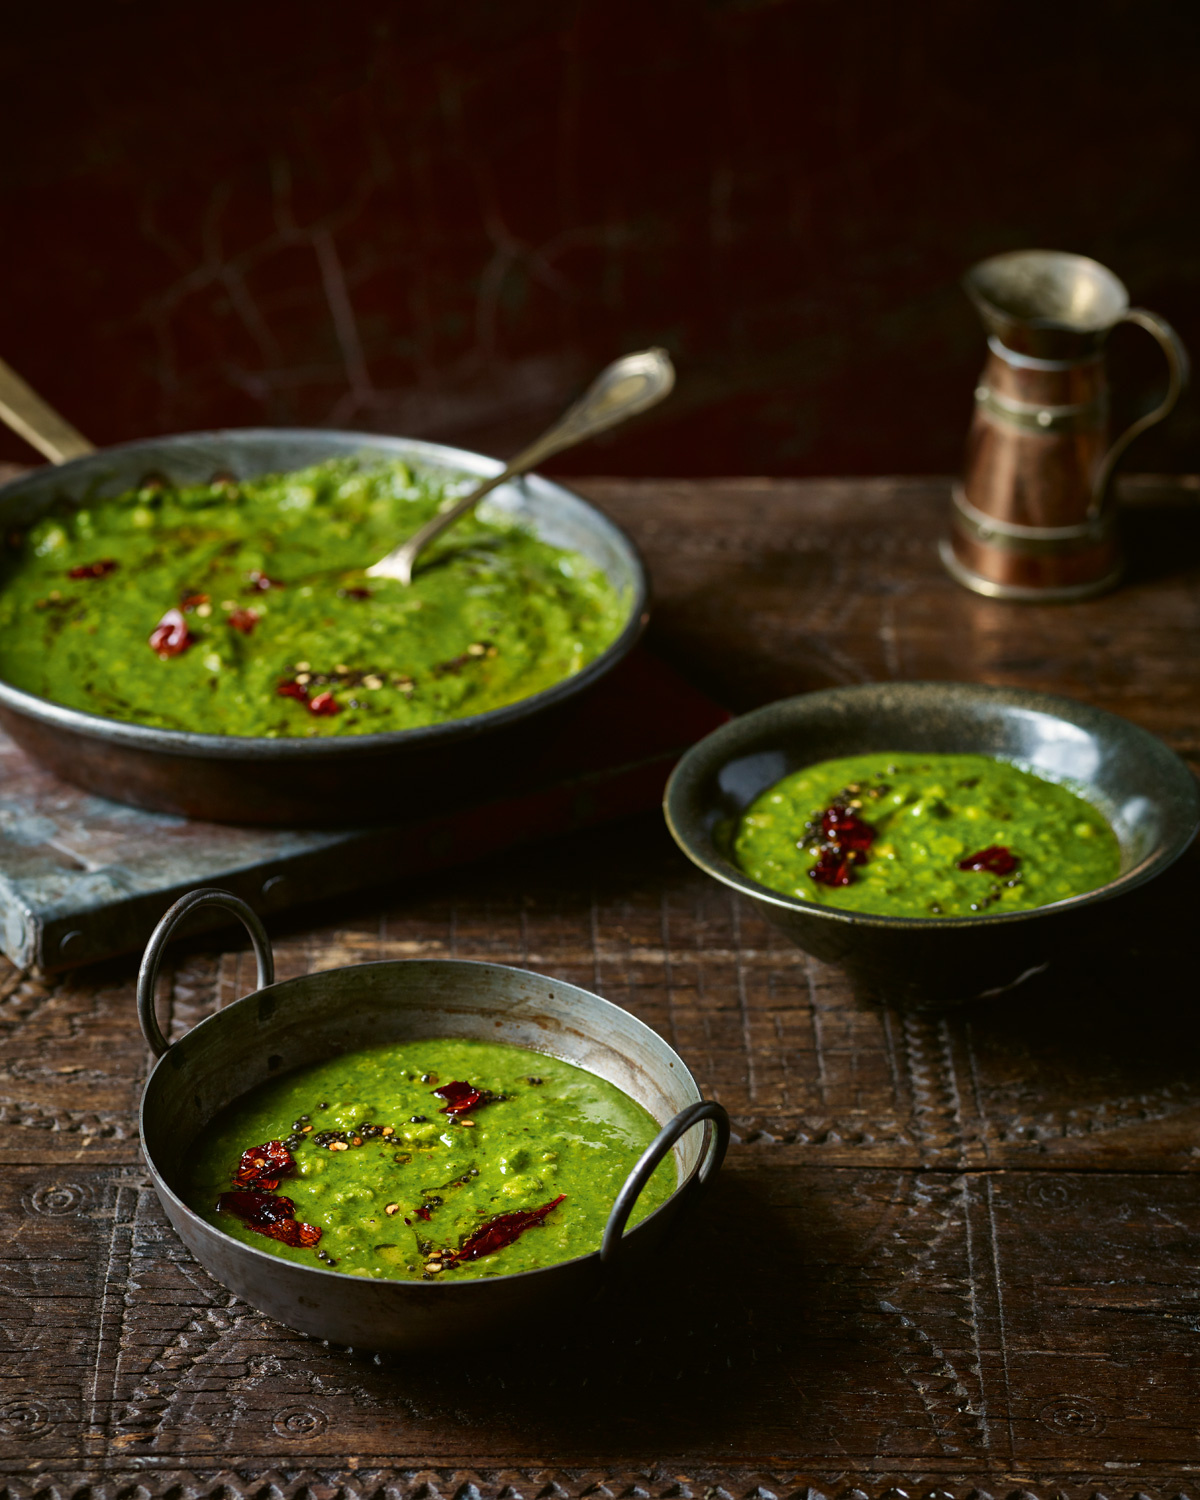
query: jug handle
[
  {"left": 138, "top": 888, "right": 275, "bottom": 1058},
  {"left": 1091, "top": 308, "right": 1190, "bottom": 517}
]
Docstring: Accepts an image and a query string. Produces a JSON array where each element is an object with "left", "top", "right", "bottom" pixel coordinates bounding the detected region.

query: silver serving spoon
[
  {"left": 366, "top": 347, "right": 675, "bottom": 585},
  {"left": 0, "top": 356, "right": 94, "bottom": 463}
]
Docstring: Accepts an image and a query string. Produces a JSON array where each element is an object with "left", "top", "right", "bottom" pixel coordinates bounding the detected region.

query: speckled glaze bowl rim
[
  {"left": 0, "top": 429, "right": 648, "bottom": 759},
  {"left": 664, "top": 681, "right": 1200, "bottom": 932}
]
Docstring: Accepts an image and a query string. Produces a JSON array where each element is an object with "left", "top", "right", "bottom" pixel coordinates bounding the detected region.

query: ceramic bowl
[{"left": 664, "top": 681, "right": 1199, "bottom": 1007}]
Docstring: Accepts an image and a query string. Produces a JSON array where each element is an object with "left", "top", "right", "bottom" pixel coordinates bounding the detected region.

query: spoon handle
[
  {"left": 367, "top": 347, "right": 675, "bottom": 584},
  {"left": 0, "top": 356, "right": 94, "bottom": 464}
]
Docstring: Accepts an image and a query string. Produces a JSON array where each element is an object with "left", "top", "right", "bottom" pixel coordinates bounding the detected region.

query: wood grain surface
[{"left": 3, "top": 475, "right": 1199, "bottom": 1494}]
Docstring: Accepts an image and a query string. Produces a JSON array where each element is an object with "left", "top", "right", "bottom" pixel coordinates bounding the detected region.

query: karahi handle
[
  {"left": 599, "top": 1099, "right": 729, "bottom": 1265},
  {"left": 137, "top": 887, "right": 275, "bottom": 1058}
]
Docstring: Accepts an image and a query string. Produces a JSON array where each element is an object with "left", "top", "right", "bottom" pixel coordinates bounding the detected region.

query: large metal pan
[
  {"left": 0, "top": 429, "right": 647, "bottom": 824},
  {"left": 137, "top": 888, "right": 729, "bottom": 1352}
]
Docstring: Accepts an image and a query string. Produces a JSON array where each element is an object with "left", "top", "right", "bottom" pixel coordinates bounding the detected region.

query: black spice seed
[
  {"left": 318, "top": 1101, "right": 329, "bottom": 1109},
  {"left": 410, "top": 1115, "right": 428, "bottom": 1123}
]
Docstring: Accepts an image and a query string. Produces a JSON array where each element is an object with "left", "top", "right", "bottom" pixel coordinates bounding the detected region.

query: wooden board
[
  {"left": 3, "top": 474, "right": 1200, "bottom": 1495},
  {"left": 0, "top": 647, "right": 727, "bottom": 971}
]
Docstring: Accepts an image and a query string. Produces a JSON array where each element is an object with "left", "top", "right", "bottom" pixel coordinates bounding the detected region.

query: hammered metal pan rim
[
  {"left": 0, "top": 428, "right": 649, "bottom": 759},
  {"left": 664, "top": 680, "right": 1200, "bottom": 932},
  {"left": 140, "top": 955, "right": 706, "bottom": 1291}
]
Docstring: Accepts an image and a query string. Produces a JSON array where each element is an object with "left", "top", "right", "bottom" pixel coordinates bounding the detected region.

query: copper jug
[{"left": 941, "top": 249, "right": 1188, "bottom": 601}]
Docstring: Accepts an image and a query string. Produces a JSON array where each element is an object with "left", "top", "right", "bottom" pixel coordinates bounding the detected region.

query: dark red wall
[{"left": 4, "top": 0, "right": 1199, "bottom": 476}]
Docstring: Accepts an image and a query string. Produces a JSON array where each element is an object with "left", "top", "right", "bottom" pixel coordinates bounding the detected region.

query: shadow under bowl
[{"left": 664, "top": 682, "right": 1199, "bottom": 1008}]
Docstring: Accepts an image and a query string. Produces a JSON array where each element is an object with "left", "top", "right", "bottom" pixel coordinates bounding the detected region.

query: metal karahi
[{"left": 137, "top": 889, "right": 728, "bottom": 1352}]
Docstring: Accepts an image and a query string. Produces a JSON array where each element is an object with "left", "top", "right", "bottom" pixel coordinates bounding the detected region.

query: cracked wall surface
[{"left": 2, "top": 1, "right": 1199, "bottom": 475}]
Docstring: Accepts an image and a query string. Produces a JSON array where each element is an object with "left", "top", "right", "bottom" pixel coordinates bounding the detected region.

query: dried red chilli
[
  {"left": 957, "top": 845, "right": 1019, "bottom": 876},
  {"left": 276, "top": 680, "right": 340, "bottom": 715},
  {"left": 216, "top": 1190, "right": 321, "bottom": 1248},
  {"left": 433, "top": 1079, "right": 501, "bottom": 1116},
  {"left": 820, "top": 803, "right": 875, "bottom": 852},
  {"left": 219, "top": 1142, "right": 320, "bottom": 1249},
  {"left": 227, "top": 607, "right": 260, "bottom": 634},
  {"left": 148, "top": 608, "right": 195, "bottom": 659},
  {"left": 67, "top": 559, "right": 118, "bottom": 579},
  {"left": 180, "top": 592, "right": 210, "bottom": 612},
  {"left": 440, "top": 1195, "right": 566, "bottom": 1265},
  {"left": 269, "top": 1218, "right": 322, "bottom": 1248},
  {"left": 806, "top": 800, "right": 878, "bottom": 887},
  {"left": 232, "top": 1139, "right": 294, "bottom": 1190},
  {"left": 218, "top": 1189, "right": 293, "bottom": 1222}
]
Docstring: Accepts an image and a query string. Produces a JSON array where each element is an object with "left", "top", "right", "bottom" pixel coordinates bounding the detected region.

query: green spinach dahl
[
  {"left": 0, "top": 458, "right": 625, "bottom": 736},
  {"left": 186, "top": 1038, "right": 676, "bottom": 1279},
  {"left": 734, "top": 752, "right": 1121, "bottom": 918}
]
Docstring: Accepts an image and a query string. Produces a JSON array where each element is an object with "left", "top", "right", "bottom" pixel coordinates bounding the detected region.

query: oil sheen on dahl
[
  {"left": 185, "top": 1038, "right": 676, "bottom": 1280},
  {"left": 0, "top": 458, "right": 626, "bottom": 737}
]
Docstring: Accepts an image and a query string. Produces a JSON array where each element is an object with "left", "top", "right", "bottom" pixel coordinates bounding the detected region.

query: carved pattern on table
[
  {"left": 1, "top": 1473, "right": 1198, "bottom": 1499},
  {"left": 2, "top": 478, "right": 1199, "bottom": 1478}
]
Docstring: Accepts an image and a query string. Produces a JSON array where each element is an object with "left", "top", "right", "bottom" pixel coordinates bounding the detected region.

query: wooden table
[{"left": 4, "top": 475, "right": 1200, "bottom": 1496}]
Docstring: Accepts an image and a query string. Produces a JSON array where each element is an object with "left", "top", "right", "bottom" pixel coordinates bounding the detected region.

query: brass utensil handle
[
  {"left": 137, "top": 888, "right": 274, "bottom": 1058},
  {"left": 0, "top": 356, "right": 94, "bottom": 463},
  {"left": 1091, "top": 307, "right": 1190, "bottom": 515},
  {"left": 368, "top": 347, "right": 675, "bottom": 585},
  {"left": 599, "top": 1098, "right": 729, "bottom": 1264}
]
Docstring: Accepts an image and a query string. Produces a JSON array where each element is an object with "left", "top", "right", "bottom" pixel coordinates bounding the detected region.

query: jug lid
[{"left": 965, "top": 249, "right": 1129, "bottom": 360}]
